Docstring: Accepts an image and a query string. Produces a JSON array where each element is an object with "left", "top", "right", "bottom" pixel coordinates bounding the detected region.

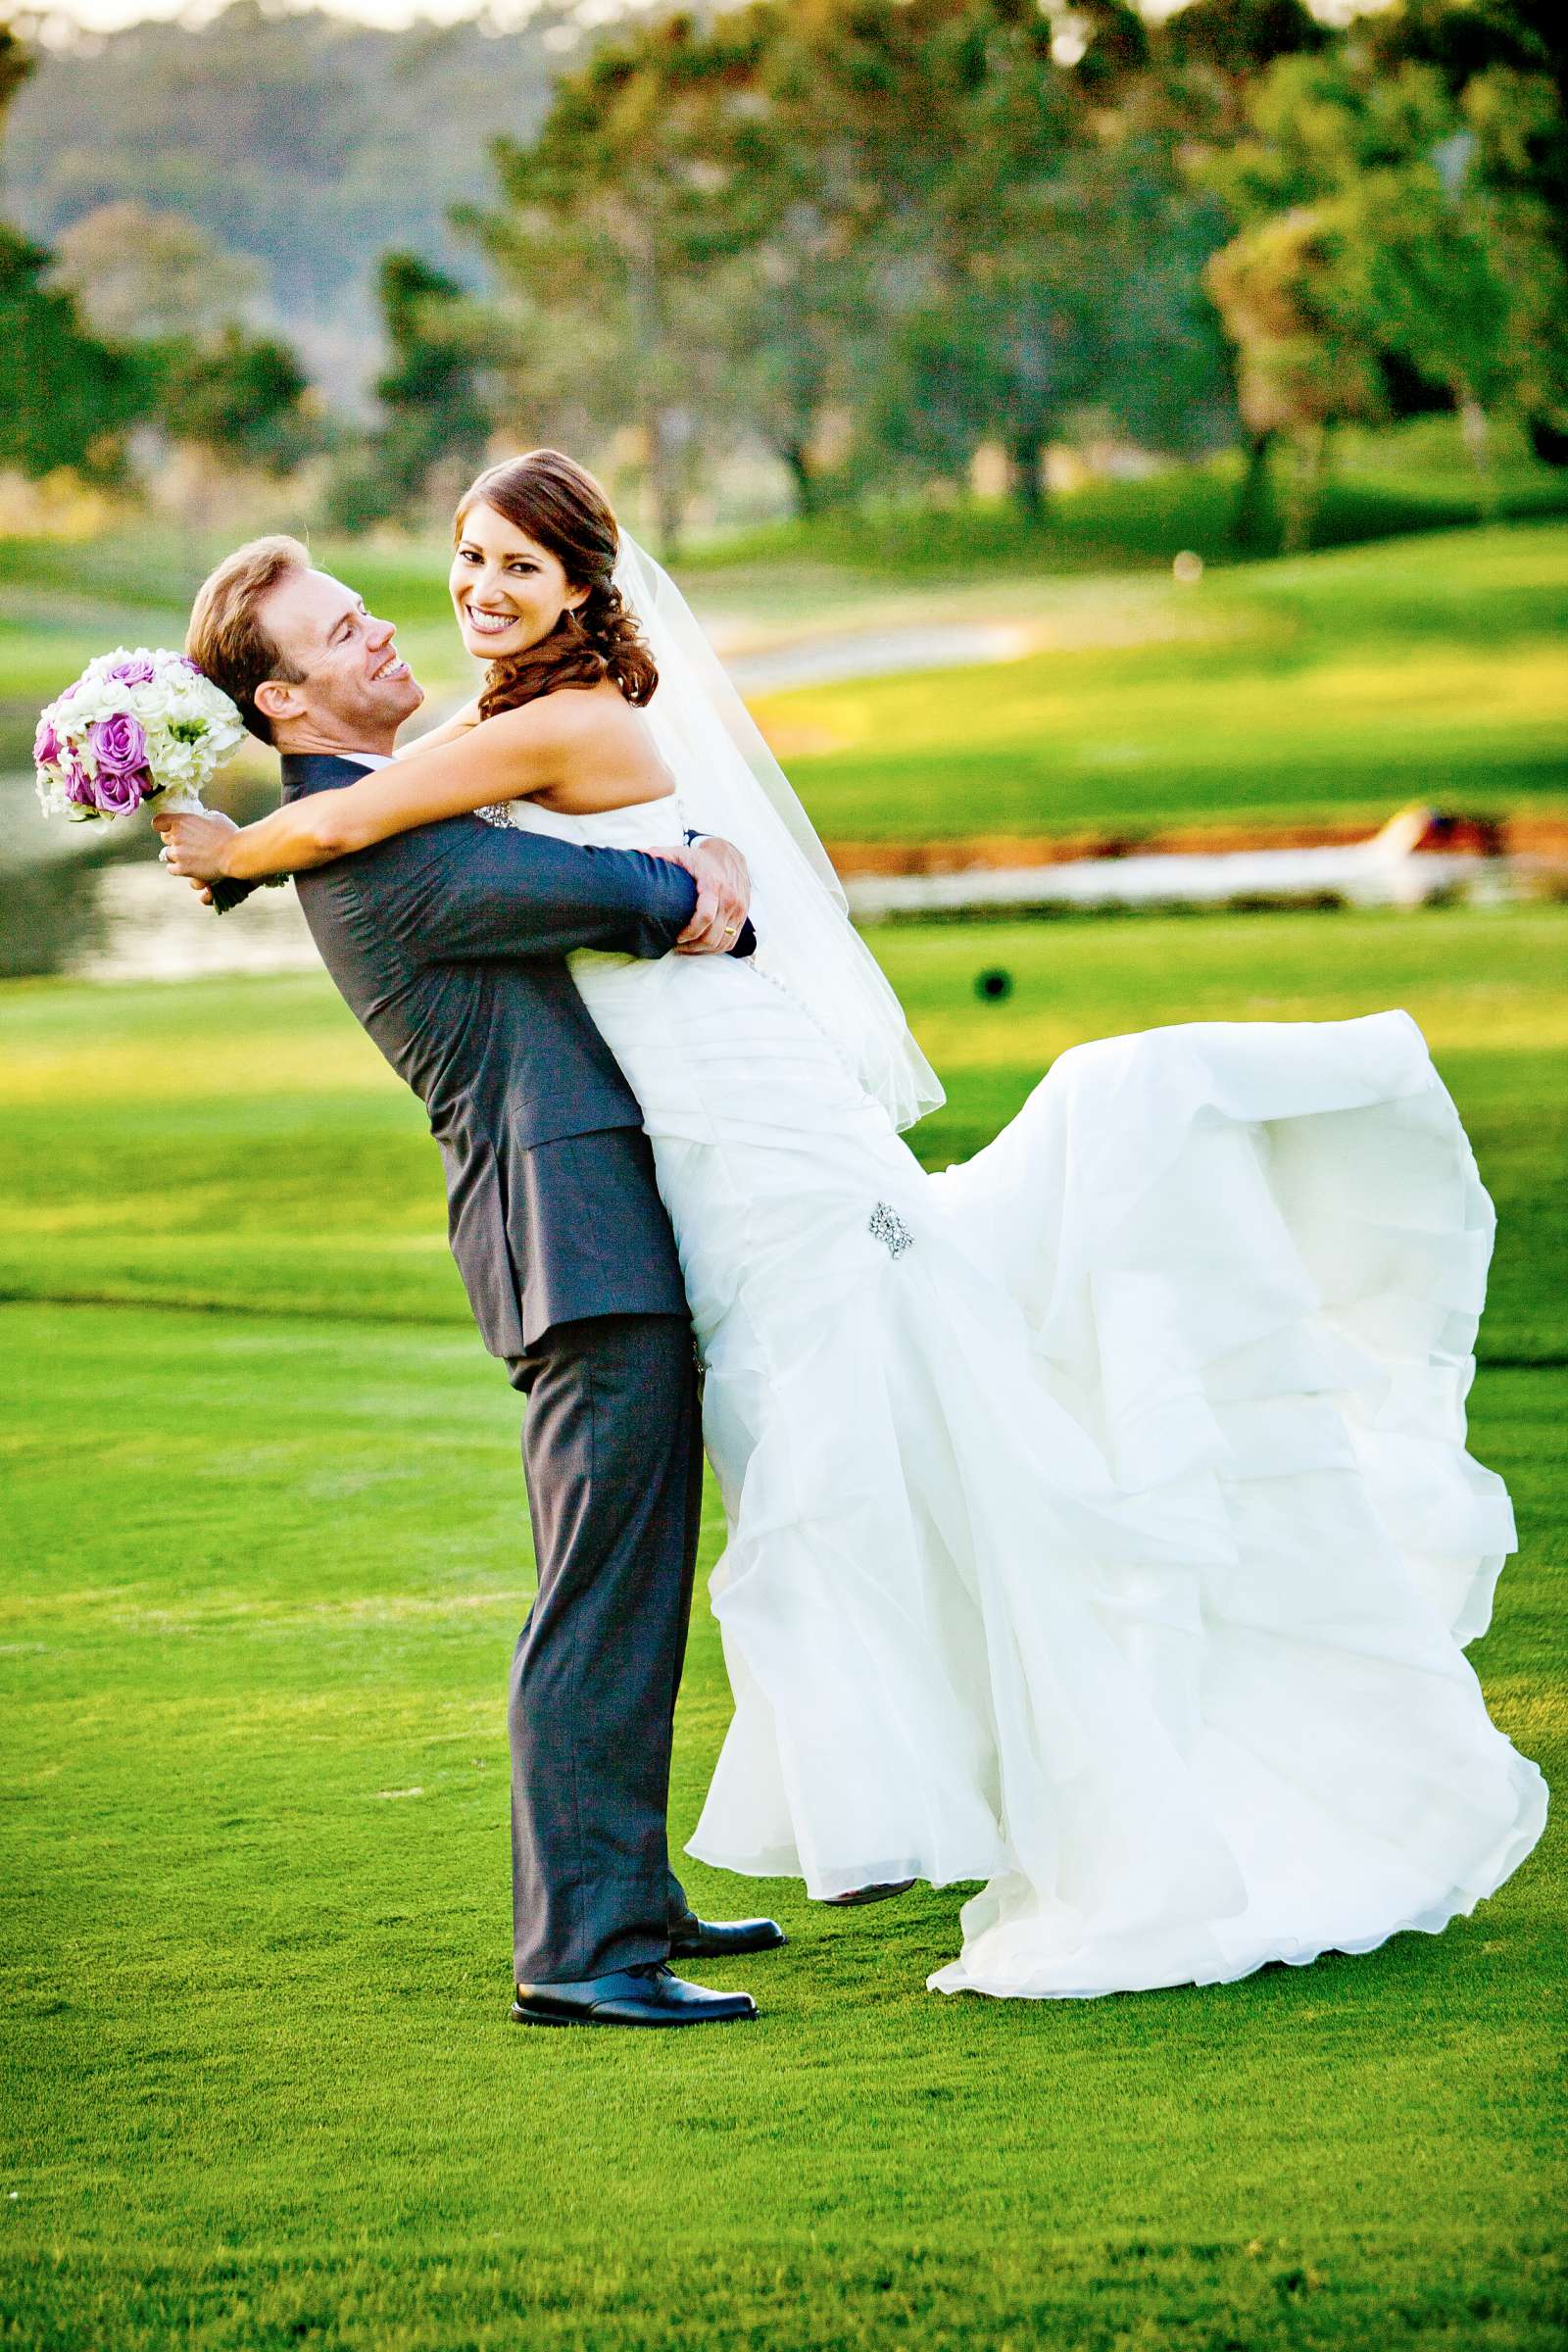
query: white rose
[
  {"left": 129, "top": 678, "right": 177, "bottom": 725},
  {"left": 66, "top": 680, "right": 112, "bottom": 727}
]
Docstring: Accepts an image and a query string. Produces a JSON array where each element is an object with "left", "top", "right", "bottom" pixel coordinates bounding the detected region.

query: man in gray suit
[{"left": 168, "top": 538, "right": 783, "bottom": 2030}]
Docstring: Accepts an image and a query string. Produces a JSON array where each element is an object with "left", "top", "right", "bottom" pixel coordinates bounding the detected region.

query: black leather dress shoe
[
  {"left": 511, "top": 1961, "right": 757, "bottom": 2029},
  {"left": 667, "top": 1911, "right": 787, "bottom": 1960}
]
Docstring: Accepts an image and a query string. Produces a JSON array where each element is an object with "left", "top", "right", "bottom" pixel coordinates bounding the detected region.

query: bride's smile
[{"left": 450, "top": 499, "right": 589, "bottom": 660}]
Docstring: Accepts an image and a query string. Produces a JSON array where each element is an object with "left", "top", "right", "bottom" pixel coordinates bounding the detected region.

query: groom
[{"left": 166, "top": 536, "right": 783, "bottom": 2029}]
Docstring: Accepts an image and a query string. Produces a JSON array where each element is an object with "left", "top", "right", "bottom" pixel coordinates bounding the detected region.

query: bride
[{"left": 161, "top": 449, "right": 1545, "bottom": 2000}]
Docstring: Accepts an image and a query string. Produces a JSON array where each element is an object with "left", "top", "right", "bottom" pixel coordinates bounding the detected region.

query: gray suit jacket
[{"left": 277, "top": 751, "right": 729, "bottom": 1353}]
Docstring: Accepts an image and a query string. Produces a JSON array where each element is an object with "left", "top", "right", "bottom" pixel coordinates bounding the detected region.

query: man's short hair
[{"left": 186, "top": 535, "right": 311, "bottom": 745}]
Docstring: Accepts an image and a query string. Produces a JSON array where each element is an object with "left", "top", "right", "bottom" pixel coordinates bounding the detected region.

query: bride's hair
[{"left": 454, "top": 450, "right": 658, "bottom": 721}]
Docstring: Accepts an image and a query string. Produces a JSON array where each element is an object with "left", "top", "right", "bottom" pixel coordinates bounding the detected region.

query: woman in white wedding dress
[{"left": 171, "top": 452, "right": 1546, "bottom": 2000}]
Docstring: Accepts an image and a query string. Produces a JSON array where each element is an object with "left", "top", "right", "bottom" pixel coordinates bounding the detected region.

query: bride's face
[{"left": 449, "top": 501, "right": 590, "bottom": 663}]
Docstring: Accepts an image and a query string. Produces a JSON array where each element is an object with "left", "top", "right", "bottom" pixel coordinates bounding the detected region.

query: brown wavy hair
[{"left": 454, "top": 451, "right": 658, "bottom": 721}]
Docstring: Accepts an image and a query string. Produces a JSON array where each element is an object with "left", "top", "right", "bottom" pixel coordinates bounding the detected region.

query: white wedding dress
[{"left": 487, "top": 791, "right": 1546, "bottom": 2001}]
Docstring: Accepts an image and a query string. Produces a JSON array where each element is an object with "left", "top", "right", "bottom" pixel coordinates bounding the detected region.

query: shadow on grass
[{"left": 6, "top": 2234, "right": 1562, "bottom": 2352}]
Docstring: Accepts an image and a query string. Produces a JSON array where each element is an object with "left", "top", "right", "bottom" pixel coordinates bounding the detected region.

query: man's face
[{"left": 258, "top": 568, "right": 424, "bottom": 743}]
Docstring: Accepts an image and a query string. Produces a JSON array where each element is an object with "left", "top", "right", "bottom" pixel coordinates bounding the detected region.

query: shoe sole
[{"left": 510, "top": 2003, "right": 758, "bottom": 2029}]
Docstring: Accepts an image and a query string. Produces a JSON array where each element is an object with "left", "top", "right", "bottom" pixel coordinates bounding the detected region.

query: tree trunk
[
  {"left": 1231, "top": 427, "right": 1275, "bottom": 552},
  {"left": 625, "top": 229, "right": 688, "bottom": 563},
  {"left": 649, "top": 406, "right": 688, "bottom": 564},
  {"left": 1008, "top": 432, "right": 1048, "bottom": 523},
  {"left": 1281, "top": 424, "right": 1328, "bottom": 556},
  {"left": 1460, "top": 394, "right": 1496, "bottom": 521},
  {"left": 782, "top": 439, "right": 818, "bottom": 521},
  {"left": 653, "top": 471, "right": 683, "bottom": 564}
]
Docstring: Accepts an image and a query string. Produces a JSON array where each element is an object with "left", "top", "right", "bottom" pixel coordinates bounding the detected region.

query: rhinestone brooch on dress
[{"left": 869, "top": 1201, "right": 914, "bottom": 1259}]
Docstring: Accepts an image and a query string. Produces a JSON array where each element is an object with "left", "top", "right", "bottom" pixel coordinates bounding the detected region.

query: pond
[
  {"left": 0, "top": 767, "right": 318, "bottom": 981},
  {"left": 0, "top": 764, "right": 1534, "bottom": 985}
]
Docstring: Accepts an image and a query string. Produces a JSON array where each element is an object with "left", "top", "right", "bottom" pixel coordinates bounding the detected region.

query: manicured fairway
[
  {"left": 759, "top": 523, "right": 1568, "bottom": 844},
  {"left": 4, "top": 906, "right": 1564, "bottom": 2349}
]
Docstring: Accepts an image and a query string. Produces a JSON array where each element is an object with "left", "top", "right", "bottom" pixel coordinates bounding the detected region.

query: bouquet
[{"left": 34, "top": 648, "right": 257, "bottom": 912}]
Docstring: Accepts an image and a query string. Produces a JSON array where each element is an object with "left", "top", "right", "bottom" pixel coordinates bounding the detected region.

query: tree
[
  {"left": 723, "top": 0, "right": 1035, "bottom": 512},
  {"left": 51, "top": 200, "right": 315, "bottom": 480},
  {"left": 373, "top": 251, "right": 491, "bottom": 503},
  {"left": 461, "top": 0, "right": 1241, "bottom": 529},
  {"left": 1052, "top": 1, "right": 1151, "bottom": 102},
  {"left": 1361, "top": 0, "right": 1568, "bottom": 94},
  {"left": 836, "top": 2, "right": 1230, "bottom": 515},
  {"left": 1204, "top": 205, "right": 1386, "bottom": 548},
  {"left": 1201, "top": 38, "right": 1568, "bottom": 542},
  {"left": 52, "top": 200, "right": 266, "bottom": 344},
  {"left": 3, "top": 2, "right": 572, "bottom": 394},
  {"left": 0, "top": 27, "right": 142, "bottom": 480},
  {"left": 1360, "top": 1, "right": 1568, "bottom": 464},
  {"left": 158, "top": 325, "right": 310, "bottom": 472},
  {"left": 468, "top": 9, "right": 775, "bottom": 554},
  {"left": 0, "top": 18, "right": 27, "bottom": 124},
  {"left": 691, "top": 0, "right": 909, "bottom": 518},
  {"left": 880, "top": 0, "right": 1081, "bottom": 514},
  {"left": 1159, "top": 0, "right": 1331, "bottom": 78},
  {"left": 0, "top": 226, "right": 141, "bottom": 479}
]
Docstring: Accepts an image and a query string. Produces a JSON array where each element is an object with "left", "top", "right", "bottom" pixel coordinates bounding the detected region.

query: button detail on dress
[{"left": 869, "top": 1201, "right": 913, "bottom": 1258}]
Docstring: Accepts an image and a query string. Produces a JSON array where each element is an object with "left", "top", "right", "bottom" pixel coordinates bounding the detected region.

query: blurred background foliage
[{"left": 0, "top": 0, "right": 1564, "bottom": 553}]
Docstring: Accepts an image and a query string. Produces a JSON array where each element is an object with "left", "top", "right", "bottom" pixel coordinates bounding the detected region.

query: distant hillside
[{"left": 2, "top": 2, "right": 628, "bottom": 397}]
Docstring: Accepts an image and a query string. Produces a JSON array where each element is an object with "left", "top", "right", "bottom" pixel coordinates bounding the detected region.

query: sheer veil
[{"left": 613, "top": 529, "right": 944, "bottom": 1131}]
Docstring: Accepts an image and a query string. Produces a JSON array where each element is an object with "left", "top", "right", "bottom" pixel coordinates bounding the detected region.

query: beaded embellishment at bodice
[{"left": 474, "top": 793, "right": 688, "bottom": 855}]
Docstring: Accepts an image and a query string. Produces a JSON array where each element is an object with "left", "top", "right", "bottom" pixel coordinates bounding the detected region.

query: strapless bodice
[{"left": 478, "top": 792, "right": 687, "bottom": 856}]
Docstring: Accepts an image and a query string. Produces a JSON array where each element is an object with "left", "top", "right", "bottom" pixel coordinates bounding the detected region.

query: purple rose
[
  {"left": 88, "top": 710, "right": 150, "bottom": 777},
  {"left": 108, "top": 655, "right": 157, "bottom": 687},
  {"left": 90, "top": 767, "right": 145, "bottom": 817},
  {"left": 174, "top": 656, "right": 204, "bottom": 677},
  {"left": 33, "top": 714, "right": 62, "bottom": 768},
  {"left": 62, "top": 754, "right": 97, "bottom": 810},
  {"left": 85, "top": 713, "right": 151, "bottom": 817}
]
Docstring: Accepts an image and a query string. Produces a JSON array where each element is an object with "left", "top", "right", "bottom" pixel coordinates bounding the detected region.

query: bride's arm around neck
[{"left": 392, "top": 694, "right": 483, "bottom": 757}]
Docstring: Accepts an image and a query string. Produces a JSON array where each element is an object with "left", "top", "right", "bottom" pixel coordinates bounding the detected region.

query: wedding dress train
[{"left": 488, "top": 794, "right": 1546, "bottom": 2000}]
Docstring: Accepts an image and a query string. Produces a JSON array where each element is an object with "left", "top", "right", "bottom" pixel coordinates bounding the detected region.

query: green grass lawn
[
  {"left": 4, "top": 906, "right": 1564, "bottom": 2349},
  {"left": 759, "top": 521, "right": 1568, "bottom": 843}
]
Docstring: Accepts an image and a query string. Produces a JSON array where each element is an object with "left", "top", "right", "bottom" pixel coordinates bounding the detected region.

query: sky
[
  {"left": 23, "top": 0, "right": 632, "bottom": 32},
  {"left": 23, "top": 0, "right": 1378, "bottom": 43}
]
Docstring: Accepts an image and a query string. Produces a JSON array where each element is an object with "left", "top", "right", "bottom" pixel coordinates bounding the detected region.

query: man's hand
[
  {"left": 650, "top": 835, "right": 752, "bottom": 955},
  {"left": 154, "top": 808, "right": 239, "bottom": 890}
]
